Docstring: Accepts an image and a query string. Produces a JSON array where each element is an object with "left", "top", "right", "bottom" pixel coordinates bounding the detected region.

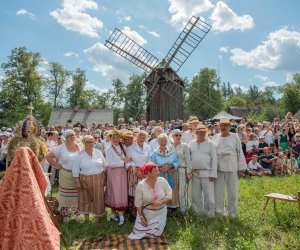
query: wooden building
[
  {"left": 48, "top": 108, "right": 113, "bottom": 126},
  {"left": 144, "top": 67, "right": 184, "bottom": 121}
]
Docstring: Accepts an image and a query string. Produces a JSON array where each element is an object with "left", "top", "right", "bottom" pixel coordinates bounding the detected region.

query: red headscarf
[{"left": 139, "top": 162, "right": 158, "bottom": 175}]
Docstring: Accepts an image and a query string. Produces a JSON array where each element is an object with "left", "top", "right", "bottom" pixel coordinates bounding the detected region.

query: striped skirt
[
  {"left": 79, "top": 173, "right": 105, "bottom": 216},
  {"left": 58, "top": 168, "right": 78, "bottom": 208},
  {"left": 128, "top": 170, "right": 144, "bottom": 197},
  {"left": 105, "top": 167, "right": 128, "bottom": 211},
  {"left": 162, "top": 169, "right": 179, "bottom": 208}
]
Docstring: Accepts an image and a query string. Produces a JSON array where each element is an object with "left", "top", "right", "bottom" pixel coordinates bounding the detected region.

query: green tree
[
  {"left": 0, "top": 47, "right": 46, "bottom": 126},
  {"left": 92, "top": 91, "right": 112, "bottom": 109},
  {"left": 225, "top": 96, "right": 247, "bottom": 110},
  {"left": 123, "top": 74, "right": 146, "bottom": 121},
  {"left": 247, "top": 85, "right": 260, "bottom": 102},
  {"left": 67, "top": 68, "right": 89, "bottom": 108},
  {"left": 280, "top": 74, "right": 300, "bottom": 114},
  {"left": 44, "top": 62, "right": 70, "bottom": 107},
  {"left": 187, "top": 67, "right": 223, "bottom": 119}
]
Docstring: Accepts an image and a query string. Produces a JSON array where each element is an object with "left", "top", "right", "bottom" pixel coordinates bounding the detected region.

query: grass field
[{"left": 60, "top": 175, "right": 300, "bottom": 249}]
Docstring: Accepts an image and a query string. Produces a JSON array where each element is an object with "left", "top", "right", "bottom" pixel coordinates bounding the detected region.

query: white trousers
[
  {"left": 214, "top": 171, "right": 238, "bottom": 218},
  {"left": 192, "top": 176, "right": 215, "bottom": 218}
]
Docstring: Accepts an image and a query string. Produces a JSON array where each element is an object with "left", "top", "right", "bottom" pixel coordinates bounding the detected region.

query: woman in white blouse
[
  {"left": 105, "top": 130, "right": 131, "bottom": 225},
  {"left": 128, "top": 162, "right": 172, "bottom": 240},
  {"left": 126, "top": 131, "right": 151, "bottom": 220},
  {"left": 45, "top": 129, "right": 80, "bottom": 222},
  {"left": 172, "top": 129, "right": 192, "bottom": 213},
  {"left": 73, "top": 135, "right": 108, "bottom": 222}
]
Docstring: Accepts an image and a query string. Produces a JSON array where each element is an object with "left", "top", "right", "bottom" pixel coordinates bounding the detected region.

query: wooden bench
[{"left": 263, "top": 191, "right": 300, "bottom": 213}]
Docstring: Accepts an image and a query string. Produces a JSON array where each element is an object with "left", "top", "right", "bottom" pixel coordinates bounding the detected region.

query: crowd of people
[{"left": 0, "top": 111, "right": 300, "bottom": 239}]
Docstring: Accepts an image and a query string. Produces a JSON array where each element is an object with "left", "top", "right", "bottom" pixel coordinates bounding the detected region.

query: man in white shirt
[
  {"left": 189, "top": 124, "right": 218, "bottom": 218},
  {"left": 182, "top": 116, "right": 200, "bottom": 145},
  {"left": 212, "top": 118, "right": 247, "bottom": 218}
]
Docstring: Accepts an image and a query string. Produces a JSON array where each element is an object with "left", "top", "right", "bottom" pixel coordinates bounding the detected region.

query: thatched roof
[
  {"left": 48, "top": 108, "right": 113, "bottom": 126},
  {"left": 294, "top": 109, "right": 300, "bottom": 120},
  {"left": 228, "top": 106, "right": 261, "bottom": 118}
]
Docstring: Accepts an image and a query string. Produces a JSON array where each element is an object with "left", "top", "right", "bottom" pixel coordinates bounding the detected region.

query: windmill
[{"left": 105, "top": 16, "right": 211, "bottom": 121}]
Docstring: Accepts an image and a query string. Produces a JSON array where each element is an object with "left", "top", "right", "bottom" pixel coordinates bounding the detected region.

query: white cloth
[
  {"left": 192, "top": 176, "right": 215, "bottom": 217},
  {"left": 128, "top": 177, "right": 172, "bottom": 239},
  {"left": 51, "top": 144, "right": 79, "bottom": 170},
  {"left": 260, "top": 130, "right": 273, "bottom": 145},
  {"left": 214, "top": 171, "right": 238, "bottom": 217},
  {"left": 211, "top": 133, "right": 247, "bottom": 172},
  {"left": 105, "top": 144, "right": 127, "bottom": 168},
  {"left": 72, "top": 149, "right": 108, "bottom": 177},
  {"left": 126, "top": 142, "right": 151, "bottom": 169},
  {"left": 182, "top": 131, "right": 196, "bottom": 145},
  {"left": 247, "top": 161, "right": 262, "bottom": 170},
  {"left": 149, "top": 138, "right": 171, "bottom": 153},
  {"left": 211, "top": 133, "right": 246, "bottom": 218},
  {"left": 190, "top": 140, "right": 218, "bottom": 178}
]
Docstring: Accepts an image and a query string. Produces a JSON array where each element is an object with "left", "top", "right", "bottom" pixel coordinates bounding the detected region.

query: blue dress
[{"left": 151, "top": 147, "right": 180, "bottom": 208}]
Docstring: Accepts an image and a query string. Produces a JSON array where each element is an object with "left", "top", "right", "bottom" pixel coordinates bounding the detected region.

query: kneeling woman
[
  {"left": 73, "top": 135, "right": 107, "bottom": 222},
  {"left": 128, "top": 163, "right": 172, "bottom": 239}
]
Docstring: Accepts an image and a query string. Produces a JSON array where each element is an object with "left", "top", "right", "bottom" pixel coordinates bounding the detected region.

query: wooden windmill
[{"left": 105, "top": 16, "right": 211, "bottom": 121}]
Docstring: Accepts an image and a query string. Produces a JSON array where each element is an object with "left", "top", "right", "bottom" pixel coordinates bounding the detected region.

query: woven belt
[{"left": 145, "top": 205, "right": 165, "bottom": 211}]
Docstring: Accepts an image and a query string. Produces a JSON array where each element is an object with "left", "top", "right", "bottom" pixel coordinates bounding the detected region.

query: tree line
[{"left": 0, "top": 47, "right": 300, "bottom": 126}]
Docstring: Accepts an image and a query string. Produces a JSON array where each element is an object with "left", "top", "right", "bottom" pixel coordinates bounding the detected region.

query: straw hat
[
  {"left": 188, "top": 116, "right": 200, "bottom": 125},
  {"left": 195, "top": 124, "right": 208, "bottom": 133},
  {"left": 219, "top": 117, "right": 231, "bottom": 125}
]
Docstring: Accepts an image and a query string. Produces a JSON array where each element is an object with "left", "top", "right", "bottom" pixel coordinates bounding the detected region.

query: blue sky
[{"left": 1, "top": 0, "right": 300, "bottom": 93}]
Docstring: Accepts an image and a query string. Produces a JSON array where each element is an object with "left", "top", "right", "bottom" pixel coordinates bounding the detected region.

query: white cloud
[
  {"left": 121, "top": 26, "right": 147, "bottom": 45},
  {"left": 210, "top": 1, "right": 254, "bottom": 32},
  {"left": 255, "top": 74, "right": 268, "bottom": 82},
  {"left": 63, "top": 51, "right": 79, "bottom": 57},
  {"left": 230, "top": 28, "right": 300, "bottom": 70},
  {"left": 84, "top": 42, "right": 140, "bottom": 81},
  {"left": 231, "top": 83, "right": 248, "bottom": 92},
  {"left": 219, "top": 46, "right": 229, "bottom": 53},
  {"left": 168, "top": 0, "right": 214, "bottom": 28},
  {"left": 147, "top": 31, "right": 160, "bottom": 38},
  {"left": 124, "top": 16, "right": 131, "bottom": 21},
  {"left": 286, "top": 72, "right": 294, "bottom": 83},
  {"left": 16, "top": 9, "right": 35, "bottom": 18},
  {"left": 50, "top": 0, "right": 103, "bottom": 38},
  {"left": 254, "top": 75, "right": 278, "bottom": 91}
]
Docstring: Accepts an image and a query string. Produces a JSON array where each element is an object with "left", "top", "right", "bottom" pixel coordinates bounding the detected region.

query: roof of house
[
  {"left": 48, "top": 108, "right": 113, "bottom": 126},
  {"left": 294, "top": 109, "right": 300, "bottom": 120},
  {"left": 228, "top": 106, "right": 261, "bottom": 118}
]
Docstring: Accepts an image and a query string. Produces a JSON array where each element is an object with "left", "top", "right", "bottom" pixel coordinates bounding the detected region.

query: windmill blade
[
  {"left": 164, "top": 16, "right": 212, "bottom": 72},
  {"left": 105, "top": 28, "right": 159, "bottom": 73}
]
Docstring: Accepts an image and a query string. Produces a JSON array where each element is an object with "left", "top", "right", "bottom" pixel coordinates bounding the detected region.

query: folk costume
[
  {"left": 190, "top": 135, "right": 218, "bottom": 217},
  {"left": 151, "top": 147, "right": 180, "bottom": 208},
  {"left": 128, "top": 164, "right": 172, "bottom": 240},
  {"left": 105, "top": 142, "right": 128, "bottom": 212},
  {"left": 73, "top": 148, "right": 107, "bottom": 217},
  {"left": 126, "top": 141, "right": 151, "bottom": 218},
  {"left": 212, "top": 119, "right": 247, "bottom": 218}
]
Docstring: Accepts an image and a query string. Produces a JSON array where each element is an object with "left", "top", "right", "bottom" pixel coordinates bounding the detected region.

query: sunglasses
[{"left": 174, "top": 134, "right": 182, "bottom": 137}]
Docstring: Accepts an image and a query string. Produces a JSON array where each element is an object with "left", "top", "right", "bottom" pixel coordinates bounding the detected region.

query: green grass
[{"left": 58, "top": 175, "right": 300, "bottom": 249}]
